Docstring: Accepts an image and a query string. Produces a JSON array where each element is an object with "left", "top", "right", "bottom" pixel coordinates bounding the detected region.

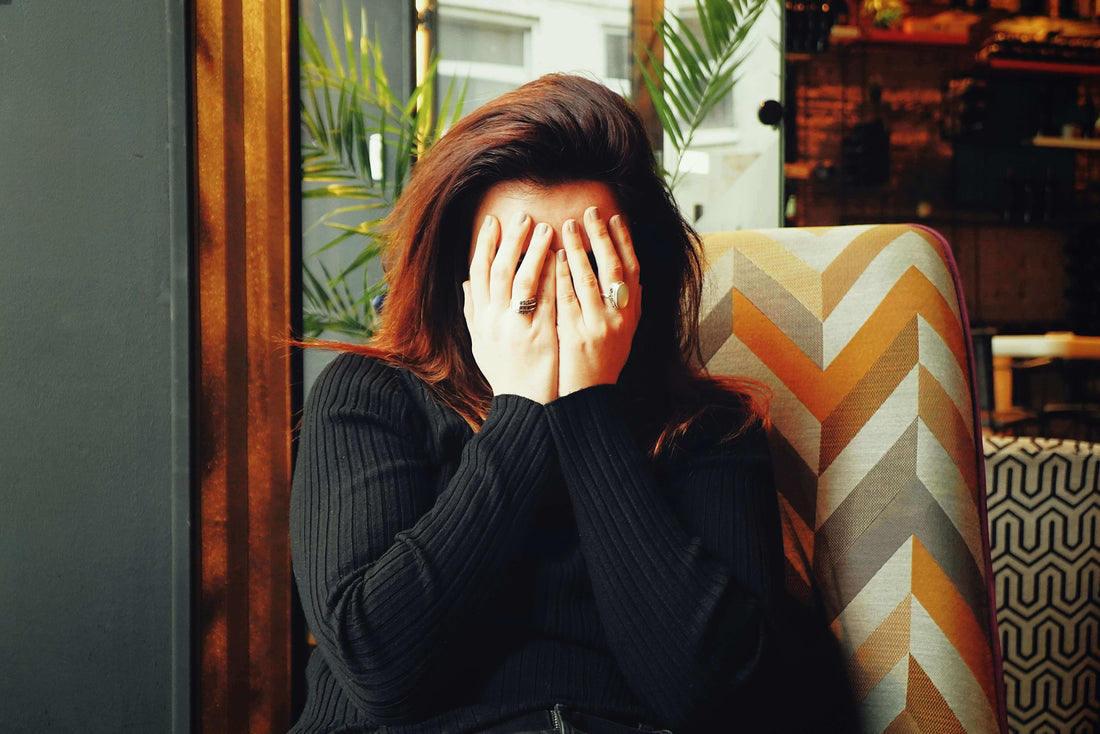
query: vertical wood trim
[
  {"left": 193, "top": 0, "right": 296, "bottom": 731},
  {"left": 632, "top": 0, "right": 664, "bottom": 152}
]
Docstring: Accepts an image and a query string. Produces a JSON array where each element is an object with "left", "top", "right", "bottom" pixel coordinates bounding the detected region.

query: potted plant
[{"left": 299, "top": 4, "right": 464, "bottom": 339}]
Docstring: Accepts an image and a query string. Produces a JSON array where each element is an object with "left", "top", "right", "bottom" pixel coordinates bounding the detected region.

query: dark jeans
[{"left": 477, "top": 704, "right": 672, "bottom": 734}]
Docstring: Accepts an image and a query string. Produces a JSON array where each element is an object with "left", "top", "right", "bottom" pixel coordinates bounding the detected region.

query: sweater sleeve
[
  {"left": 290, "top": 354, "right": 555, "bottom": 724},
  {"left": 543, "top": 384, "right": 782, "bottom": 728}
]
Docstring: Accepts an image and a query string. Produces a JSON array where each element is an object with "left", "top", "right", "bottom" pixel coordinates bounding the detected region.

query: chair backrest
[{"left": 700, "top": 224, "right": 1007, "bottom": 733}]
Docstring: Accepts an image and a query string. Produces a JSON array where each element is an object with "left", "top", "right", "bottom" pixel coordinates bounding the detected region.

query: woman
[{"left": 290, "top": 74, "right": 856, "bottom": 733}]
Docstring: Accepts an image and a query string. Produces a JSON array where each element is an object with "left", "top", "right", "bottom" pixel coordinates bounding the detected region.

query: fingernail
[
  {"left": 557, "top": 250, "right": 567, "bottom": 262},
  {"left": 564, "top": 219, "right": 577, "bottom": 234},
  {"left": 514, "top": 211, "right": 529, "bottom": 226},
  {"left": 535, "top": 222, "right": 550, "bottom": 236},
  {"left": 609, "top": 214, "right": 622, "bottom": 229},
  {"left": 483, "top": 214, "right": 493, "bottom": 228},
  {"left": 586, "top": 206, "right": 600, "bottom": 221}
]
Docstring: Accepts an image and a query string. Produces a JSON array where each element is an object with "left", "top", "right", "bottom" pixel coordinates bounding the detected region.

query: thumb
[{"left": 462, "top": 280, "right": 474, "bottom": 326}]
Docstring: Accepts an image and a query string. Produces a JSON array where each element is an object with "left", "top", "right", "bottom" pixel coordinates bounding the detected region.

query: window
[
  {"left": 604, "top": 28, "right": 630, "bottom": 86},
  {"left": 679, "top": 15, "right": 734, "bottom": 132},
  {"left": 438, "top": 13, "right": 532, "bottom": 109}
]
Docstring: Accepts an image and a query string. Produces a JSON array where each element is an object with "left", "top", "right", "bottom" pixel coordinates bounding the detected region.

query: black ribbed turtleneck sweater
[{"left": 289, "top": 353, "right": 854, "bottom": 733}]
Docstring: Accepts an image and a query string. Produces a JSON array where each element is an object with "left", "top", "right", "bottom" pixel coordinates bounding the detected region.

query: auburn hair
[{"left": 314, "top": 73, "right": 767, "bottom": 456}]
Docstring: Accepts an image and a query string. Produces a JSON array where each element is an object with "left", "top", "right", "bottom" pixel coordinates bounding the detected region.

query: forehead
[{"left": 474, "top": 180, "right": 621, "bottom": 227}]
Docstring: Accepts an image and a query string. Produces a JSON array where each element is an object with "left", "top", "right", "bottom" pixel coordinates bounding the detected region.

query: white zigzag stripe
[
  {"left": 831, "top": 537, "right": 913, "bottom": 653},
  {"left": 818, "top": 367, "right": 920, "bottom": 521},
  {"left": 916, "top": 421, "right": 985, "bottom": 569},
  {"left": 918, "top": 315, "right": 975, "bottom": 436},
  {"left": 753, "top": 224, "right": 878, "bottom": 271},
  {"left": 911, "top": 596, "right": 1000, "bottom": 733},
  {"left": 823, "top": 231, "right": 961, "bottom": 368},
  {"left": 711, "top": 336, "right": 821, "bottom": 471},
  {"left": 860, "top": 655, "right": 909, "bottom": 733}
]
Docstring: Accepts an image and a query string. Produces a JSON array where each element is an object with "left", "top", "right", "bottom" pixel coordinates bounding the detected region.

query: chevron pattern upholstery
[
  {"left": 700, "top": 225, "right": 1006, "bottom": 732},
  {"left": 984, "top": 436, "right": 1100, "bottom": 733}
]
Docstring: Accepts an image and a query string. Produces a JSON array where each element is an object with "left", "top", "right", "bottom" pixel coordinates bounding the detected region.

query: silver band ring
[
  {"left": 512, "top": 296, "right": 537, "bottom": 315},
  {"left": 601, "top": 281, "right": 629, "bottom": 310}
]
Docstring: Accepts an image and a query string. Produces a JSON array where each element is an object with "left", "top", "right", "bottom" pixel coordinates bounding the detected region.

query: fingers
[
  {"left": 560, "top": 217, "right": 604, "bottom": 317},
  {"left": 512, "top": 221, "right": 553, "bottom": 303},
  {"left": 536, "top": 240, "right": 557, "bottom": 324},
  {"left": 583, "top": 206, "right": 625, "bottom": 291},
  {"left": 489, "top": 211, "right": 532, "bottom": 305},
  {"left": 555, "top": 248, "right": 581, "bottom": 324},
  {"left": 468, "top": 214, "right": 499, "bottom": 307},
  {"left": 608, "top": 214, "right": 640, "bottom": 287}
]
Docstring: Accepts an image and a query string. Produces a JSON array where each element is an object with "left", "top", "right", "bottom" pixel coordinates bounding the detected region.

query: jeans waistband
[
  {"left": 475, "top": 705, "right": 672, "bottom": 734},
  {"left": 552, "top": 705, "right": 672, "bottom": 734}
]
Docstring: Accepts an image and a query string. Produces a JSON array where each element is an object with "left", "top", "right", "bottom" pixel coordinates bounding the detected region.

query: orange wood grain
[{"left": 193, "top": 1, "right": 297, "bottom": 731}]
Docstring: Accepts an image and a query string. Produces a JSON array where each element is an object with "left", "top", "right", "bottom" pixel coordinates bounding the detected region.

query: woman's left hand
[{"left": 555, "top": 206, "right": 641, "bottom": 396}]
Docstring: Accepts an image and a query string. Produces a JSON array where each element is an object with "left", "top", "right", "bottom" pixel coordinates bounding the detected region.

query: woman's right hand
[{"left": 463, "top": 211, "right": 559, "bottom": 404}]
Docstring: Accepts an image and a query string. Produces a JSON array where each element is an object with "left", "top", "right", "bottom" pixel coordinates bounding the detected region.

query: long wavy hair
[{"left": 321, "top": 73, "right": 766, "bottom": 456}]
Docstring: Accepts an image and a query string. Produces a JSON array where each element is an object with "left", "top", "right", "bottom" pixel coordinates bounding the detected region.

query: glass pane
[
  {"left": 662, "top": 0, "right": 783, "bottom": 231},
  {"left": 439, "top": 18, "right": 526, "bottom": 66},
  {"left": 678, "top": 16, "right": 734, "bottom": 130},
  {"left": 297, "top": 0, "right": 784, "bottom": 365},
  {"left": 437, "top": 1, "right": 633, "bottom": 108},
  {"left": 439, "top": 74, "right": 518, "bottom": 109},
  {"left": 605, "top": 29, "right": 630, "bottom": 81}
]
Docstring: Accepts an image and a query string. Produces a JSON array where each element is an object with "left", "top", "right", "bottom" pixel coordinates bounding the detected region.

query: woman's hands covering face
[
  {"left": 462, "top": 207, "right": 641, "bottom": 404},
  {"left": 554, "top": 207, "right": 641, "bottom": 397},
  {"left": 463, "top": 211, "right": 559, "bottom": 404}
]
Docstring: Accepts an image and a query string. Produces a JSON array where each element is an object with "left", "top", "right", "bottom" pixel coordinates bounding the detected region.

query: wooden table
[{"left": 991, "top": 333, "right": 1100, "bottom": 413}]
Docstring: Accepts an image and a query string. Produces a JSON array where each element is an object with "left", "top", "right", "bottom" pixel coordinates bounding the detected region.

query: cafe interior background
[
  {"left": 2, "top": 0, "right": 1098, "bottom": 732},
  {"left": 301, "top": 0, "right": 1100, "bottom": 441}
]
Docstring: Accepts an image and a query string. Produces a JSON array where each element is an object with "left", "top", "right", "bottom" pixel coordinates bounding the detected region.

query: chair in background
[
  {"left": 983, "top": 435, "right": 1100, "bottom": 733},
  {"left": 700, "top": 224, "right": 1007, "bottom": 732}
]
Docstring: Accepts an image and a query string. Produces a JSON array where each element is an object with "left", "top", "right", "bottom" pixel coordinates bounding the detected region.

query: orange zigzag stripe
[
  {"left": 847, "top": 595, "right": 911, "bottom": 701},
  {"left": 820, "top": 226, "right": 941, "bottom": 318},
  {"left": 819, "top": 320, "right": 918, "bottom": 473},
  {"left": 734, "top": 265, "right": 967, "bottom": 422},
  {"left": 918, "top": 366, "right": 979, "bottom": 498},
  {"left": 912, "top": 536, "right": 997, "bottom": 710},
  {"left": 906, "top": 654, "right": 966, "bottom": 734}
]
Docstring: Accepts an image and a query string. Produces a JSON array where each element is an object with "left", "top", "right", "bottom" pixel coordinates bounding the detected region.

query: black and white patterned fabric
[{"left": 984, "top": 436, "right": 1100, "bottom": 733}]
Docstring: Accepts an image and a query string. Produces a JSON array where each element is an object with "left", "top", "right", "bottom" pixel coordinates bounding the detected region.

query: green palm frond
[
  {"left": 300, "top": 3, "right": 465, "bottom": 339},
  {"left": 638, "top": 0, "right": 770, "bottom": 190}
]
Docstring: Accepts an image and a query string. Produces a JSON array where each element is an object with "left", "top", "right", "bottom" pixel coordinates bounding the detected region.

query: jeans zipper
[{"left": 550, "top": 705, "right": 565, "bottom": 732}]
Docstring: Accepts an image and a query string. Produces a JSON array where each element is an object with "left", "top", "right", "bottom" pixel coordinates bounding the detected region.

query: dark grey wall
[{"left": 0, "top": 1, "right": 190, "bottom": 732}]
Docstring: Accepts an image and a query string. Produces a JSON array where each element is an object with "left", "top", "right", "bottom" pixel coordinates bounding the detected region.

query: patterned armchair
[
  {"left": 700, "top": 225, "right": 1008, "bottom": 732},
  {"left": 984, "top": 436, "right": 1100, "bottom": 733}
]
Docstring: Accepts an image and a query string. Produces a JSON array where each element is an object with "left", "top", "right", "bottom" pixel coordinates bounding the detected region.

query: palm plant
[
  {"left": 300, "top": 4, "right": 464, "bottom": 339},
  {"left": 637, "top": 0, "right": 771, "bottom": 191}
]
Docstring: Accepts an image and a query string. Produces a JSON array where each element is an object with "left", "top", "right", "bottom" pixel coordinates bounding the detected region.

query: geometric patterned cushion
[
  {"left": 984, "top": 436, "right": 1100, "bottom": 734},
  {"left": 701, "top": 225, "right": 1006, "bottom": 732}
]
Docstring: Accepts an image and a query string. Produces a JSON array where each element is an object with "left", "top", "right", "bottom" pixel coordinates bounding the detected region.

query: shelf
[
  {"left": 986, "top": 58, "right": 1100, "bottom": 76},
  {"left": 1032, "top": 135, "right": 1100, "bottom": 151},
  {"left": 830, "top": 25, "right": 972, "bottom": 46}
]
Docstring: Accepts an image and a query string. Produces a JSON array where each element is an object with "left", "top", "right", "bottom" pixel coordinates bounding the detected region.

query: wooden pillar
[
  {"left": 632, "top": 0, "right": 664, "bottom": 152},
  {"left": 192, "top": 0, "right": 299, "bottom": 731}
]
